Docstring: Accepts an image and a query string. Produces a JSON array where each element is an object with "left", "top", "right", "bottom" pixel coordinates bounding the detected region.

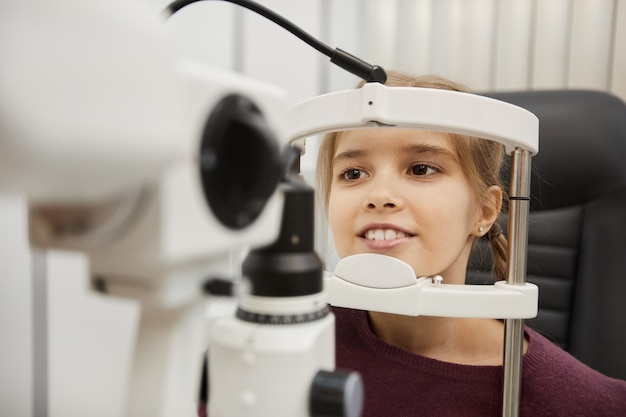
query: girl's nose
[
  {"left": 363, "top": 177, "right": 403, "bottom": 211},
  {"left": 366, "top": 200, "right": 396, "bottom": 209}
]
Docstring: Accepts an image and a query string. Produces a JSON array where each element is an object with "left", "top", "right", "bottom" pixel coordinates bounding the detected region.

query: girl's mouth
[{"left": 361, "top": 228, "right": 415, "bottom": 241}]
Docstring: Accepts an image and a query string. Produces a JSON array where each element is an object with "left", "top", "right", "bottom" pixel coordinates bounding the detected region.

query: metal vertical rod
[{"left": 502, "top": 148, "right": 532, "bottom": 417}]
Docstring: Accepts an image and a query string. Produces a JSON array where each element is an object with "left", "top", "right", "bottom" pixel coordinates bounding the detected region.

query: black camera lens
[{"left": 199, "top": 94, "right": 282, "bottom": 230}]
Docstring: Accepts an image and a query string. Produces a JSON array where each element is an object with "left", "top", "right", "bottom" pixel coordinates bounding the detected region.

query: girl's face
[{"left": 328, "top": 128, "right": 494, "bottom": 283}]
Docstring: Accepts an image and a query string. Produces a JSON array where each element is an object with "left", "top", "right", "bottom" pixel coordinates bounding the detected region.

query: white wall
[
  {"left": 361, "top": 0, "right": 626, "bottom": 98},
  {"left": 0, "top": 196, "right": 33, "bottom": 417},
  {"left": 2, "top": 1, "right": 625, "bottom": 416}
]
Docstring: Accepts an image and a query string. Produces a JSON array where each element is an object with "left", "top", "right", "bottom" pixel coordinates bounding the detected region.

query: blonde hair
[{"left": 316, "top": 71, "right": 508, "bottom": 280}]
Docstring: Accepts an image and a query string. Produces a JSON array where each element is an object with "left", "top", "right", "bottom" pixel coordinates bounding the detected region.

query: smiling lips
[{"left": 363, "top": 228, "right": 413, "bottom": 241}]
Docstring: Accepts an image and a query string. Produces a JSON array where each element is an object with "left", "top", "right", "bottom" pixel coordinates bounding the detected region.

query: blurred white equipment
[{"left": 0, "top": 1, "right": 326, "bottom": 416}]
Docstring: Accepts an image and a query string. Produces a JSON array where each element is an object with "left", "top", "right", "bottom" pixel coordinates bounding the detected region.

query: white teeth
[{"left": 365, "top": 229, "right": 407, "bottom": 241}]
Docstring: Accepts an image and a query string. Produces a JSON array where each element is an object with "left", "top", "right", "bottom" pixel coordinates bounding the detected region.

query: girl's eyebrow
[
  {"left": 333, "top": 143, "right": 456, "bottom": 166},
  {"left": 402, "top": 143, "right": 457, "bottom": 161},
  {"left": 332, "top": 149, "right": 366, "bottom": 166}
]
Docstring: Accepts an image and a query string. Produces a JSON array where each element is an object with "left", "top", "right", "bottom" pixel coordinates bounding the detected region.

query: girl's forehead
[{"left": 334, "top": 128, "right": 456, "bottom": 155}]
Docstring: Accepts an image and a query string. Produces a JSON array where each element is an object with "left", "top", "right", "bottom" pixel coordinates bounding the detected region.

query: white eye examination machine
[
  {"left": 0, "top": 0, "right": 290, "bottom": 415},
  {"left": 0, "top": 0, "right": 539, "bottom": 416}
]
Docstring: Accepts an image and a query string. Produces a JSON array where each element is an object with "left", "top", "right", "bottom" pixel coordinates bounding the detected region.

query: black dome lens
[{"left": 200, "top": 95, "right": 282, "bottom": 230}]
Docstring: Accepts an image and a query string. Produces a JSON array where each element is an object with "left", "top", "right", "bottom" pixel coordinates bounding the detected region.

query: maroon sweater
[{"left": 334, "top": 307, "right": 626, "bottom": 417}]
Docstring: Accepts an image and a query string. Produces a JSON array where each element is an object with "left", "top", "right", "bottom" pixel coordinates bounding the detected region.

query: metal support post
[{"left": 502, "top": 148, "right": 532, "bottom": 417}]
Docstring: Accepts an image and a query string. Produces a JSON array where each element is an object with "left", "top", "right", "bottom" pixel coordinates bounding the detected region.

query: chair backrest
[{"left": 467, "top": 90, "right": 626, "bottom": 380}]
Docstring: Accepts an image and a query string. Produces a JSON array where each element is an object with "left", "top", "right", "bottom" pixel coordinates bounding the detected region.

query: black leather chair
[{"left": 468, "top": 90, "right": 626, "bottom": 380}]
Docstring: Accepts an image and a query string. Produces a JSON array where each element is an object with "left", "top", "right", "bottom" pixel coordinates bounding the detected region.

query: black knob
[{"left": 310, "top": 369, "right": 364, "bottom": 417}]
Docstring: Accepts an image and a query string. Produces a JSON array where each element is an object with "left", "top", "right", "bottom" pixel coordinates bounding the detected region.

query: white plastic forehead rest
[{"left": 287, "top": 82, "right": 539, "bottom": 155}]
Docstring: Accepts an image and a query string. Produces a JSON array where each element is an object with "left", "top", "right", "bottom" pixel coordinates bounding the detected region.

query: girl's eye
[
  {"left": 340, "top": 168, "right": 367, "bottom": 181},
  {"left": 411, "top": 164, "right": 437, "bottom": 176}
]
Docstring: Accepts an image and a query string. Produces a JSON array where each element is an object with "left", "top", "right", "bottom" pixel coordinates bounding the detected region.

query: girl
[{"left": 316, "top": 71, "right": 626, "bottom": 416}]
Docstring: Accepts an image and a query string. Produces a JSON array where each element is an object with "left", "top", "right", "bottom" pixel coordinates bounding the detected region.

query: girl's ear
[{"left": 478, "top": 185, "right": 503, "bottom": 229}]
